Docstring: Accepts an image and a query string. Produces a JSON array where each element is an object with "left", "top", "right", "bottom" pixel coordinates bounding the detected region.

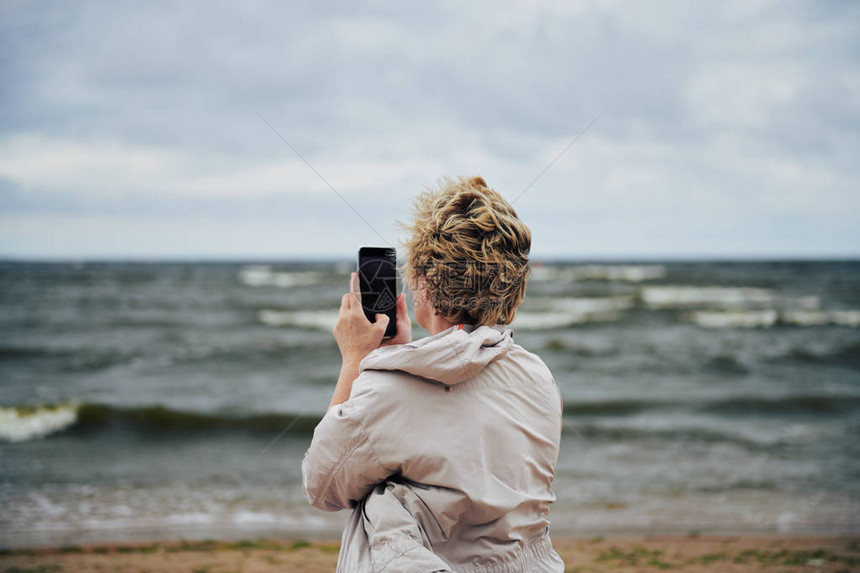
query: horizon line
[{"left": 2, "top": 253, "right": 859, "bottom": 264}]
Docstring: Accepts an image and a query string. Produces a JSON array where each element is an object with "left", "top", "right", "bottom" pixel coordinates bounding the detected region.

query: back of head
[{"left": 401, "top": 176, "right": 532, "bottom": 326}]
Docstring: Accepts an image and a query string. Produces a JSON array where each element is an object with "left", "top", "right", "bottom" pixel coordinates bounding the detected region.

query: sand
[{"left": 2, "top": 535, "right": 858, "bottom": 572}]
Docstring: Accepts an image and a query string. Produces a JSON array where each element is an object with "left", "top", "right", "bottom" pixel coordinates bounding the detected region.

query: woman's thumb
[{"left": 375, "top": 313, "right": 390, "bottom": 328}]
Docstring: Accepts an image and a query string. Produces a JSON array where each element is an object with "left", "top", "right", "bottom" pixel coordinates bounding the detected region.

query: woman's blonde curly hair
[{"left": 400, "top": 176, "right": 532, "bottom": 327}]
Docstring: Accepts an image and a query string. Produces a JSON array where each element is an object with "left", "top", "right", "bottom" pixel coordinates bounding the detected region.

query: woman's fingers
[
  {"left": 391, "top": 293, "right": 404, "bottom": 328},
  {"left": 355, "top": 275, "right": 373, "bottom": 321},
  {"left": 350, "top": 272, "right": 366, "bottom": 316},
  {"left": 379, "top": 292, "right": 412, "bottom": 347},
  {"left": 396, "top": 291, "right": 408, "bottom": 317},
  {"left": 374, "top": 313, "right": 390, "bottom": 334}
]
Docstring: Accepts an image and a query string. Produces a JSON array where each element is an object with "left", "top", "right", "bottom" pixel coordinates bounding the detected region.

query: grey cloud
[{"left": 0, "top": 0, "right": 858, "bottom": 258}]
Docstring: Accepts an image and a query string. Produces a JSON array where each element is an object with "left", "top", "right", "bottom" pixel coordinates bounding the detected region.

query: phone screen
[{"left": 357, "top": 246, "right": 398, "bottom": 338}]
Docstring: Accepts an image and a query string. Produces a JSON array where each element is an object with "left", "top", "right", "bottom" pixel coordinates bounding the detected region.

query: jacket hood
[{"left": 359, "top": 324, "right": 514, "bottom": 386}]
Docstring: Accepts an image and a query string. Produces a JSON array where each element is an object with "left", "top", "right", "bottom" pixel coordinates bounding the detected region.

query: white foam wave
[
  {"left": 782, "top": 309, "right": 860, "bottom": 327},
  {"left": 0, "top": 404, "right": 79, "bottom": 442},
  {"left": 512, "top": 296, "right": 633, "bottom": 330},
  {"left": 531, "top": 264, "right": 666, "bottom": 283},
  {"left": 688, "top": 309, "right": 860, "bottom": 329},
  {"left": 258, "top": 309, "right": 338, "bottom": 332},
  {"left": 511, "top": 312, "right": 621, "bottom": 330},
  {"left": 687, "top": 310, "right": 779, "bottom": 329},
  {"left": 239, "top": 265, "right": 323, "bottom": 288},
  {"left": 530, "top": 295, "right": 635, "bottom": 314},
  {"left": 564, "top": 413, "right": 824, "bottom": 447},
  {"left": 641, "top": 285, "right": 779, "bottom": 309}
]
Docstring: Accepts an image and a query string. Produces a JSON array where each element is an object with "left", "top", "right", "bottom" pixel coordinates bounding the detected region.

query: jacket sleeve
[{"left": 301, "top": 381, "right": 391, "bottom": 511}]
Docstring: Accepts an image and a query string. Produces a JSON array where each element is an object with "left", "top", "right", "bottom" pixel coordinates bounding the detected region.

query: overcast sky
[{"left": 1, "top": 0, "right": 858, "bottom": 260}]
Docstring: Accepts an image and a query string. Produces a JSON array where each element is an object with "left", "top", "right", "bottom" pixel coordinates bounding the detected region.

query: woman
[{"left": 302, "top": 176, "right": 564, "bottom": 572}]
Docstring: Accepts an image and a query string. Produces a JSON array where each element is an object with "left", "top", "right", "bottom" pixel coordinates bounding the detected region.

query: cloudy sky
[{"left": 1, "top": 0, "right": 858, "bottom": 260}]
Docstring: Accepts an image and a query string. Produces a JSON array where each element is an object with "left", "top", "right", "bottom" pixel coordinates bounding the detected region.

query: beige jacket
[{"left": 302, "top": 324, "right": 565, "bottom": 572}]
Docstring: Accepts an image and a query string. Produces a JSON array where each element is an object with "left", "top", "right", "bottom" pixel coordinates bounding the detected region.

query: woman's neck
[{"left": 426, "top": 314, "right": 456, "bottom": 335}]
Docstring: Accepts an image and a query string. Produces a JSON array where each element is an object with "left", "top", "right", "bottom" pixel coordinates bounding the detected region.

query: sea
[{"left": 1, "top": 259, "right": 859, "bottom": 547}]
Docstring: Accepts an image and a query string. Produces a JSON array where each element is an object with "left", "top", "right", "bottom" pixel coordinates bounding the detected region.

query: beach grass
[{"left": 1, "top": 535, "right": 858, "bottom": 573}]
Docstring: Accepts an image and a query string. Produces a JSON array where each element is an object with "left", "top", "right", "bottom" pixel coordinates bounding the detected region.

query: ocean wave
[
  {"left": 697, "top": 394, "right": 860, "bottom": 416},
  {"left": 511, "top": 311, "right": 623, "bottom": 330},
  {"left": 704, "top": 354, "right": 750, "bottom": 375},
  {"left": 258, "top": 309, "right": 338, "bottom": 331},
  {"left": 640, "top": 285, "right": 781, "bottom": 309},
  {"left": 687, "top": 309, "right": 779, "bottom": 328},
  {"left": 512, "top": 296, "right": 633, "bottom": 330},
  {"left": 773, "top": 341, "right": 860, "bottom": 370},
  {"left": 540, "top": 338, "right": 618, "bottom": 355},
  {"left": 562, "top": 394, "right": 860, "bottom": 418},
  {"left": 780, "top": 309, "right": 860, "bottom": 327},
  {"left": 563, "top": 420, "right": 778, "bottom": 449},
  {"left": 528, "top": 296, "right": 635, "bottom": 313},
  {"left": 0, "top": 404, "right": 79, "bottom": 442},
  {"left": 563, "top": 414, "right": 835, "bottom": 450},
  {"left": 239, "top": 265, "right": 324, "bottom": 288},
  {"left": 3, "top": 392, "right": 857, "bottom": 444},
  {"left": 0, "top": 346, "right": 53, "bottom": 358},
  {"left": 74, "top": 404, "right": 321, "bottom": 437},
  {"left": 0, "top": 403, "right": 323, "bottom": 442},
  {"left": 531, "top": 264, "right": 666, "bottom": 283},
  {"left": 562, "top": 399, "right": 671, "bottom": 416},
  {"left": 260, "top": 299, "right": 633, "bottom": 332},
  {"left": 686, "top": 309, "right": 860, "bottom": 329}
]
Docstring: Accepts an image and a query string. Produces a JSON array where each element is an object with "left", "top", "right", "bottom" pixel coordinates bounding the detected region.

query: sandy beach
[{"left": 2, "top": 535, "right": 858, "bottom": 573}]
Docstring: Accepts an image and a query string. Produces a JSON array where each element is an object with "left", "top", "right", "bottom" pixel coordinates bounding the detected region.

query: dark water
[{"left": 1, "top": 259, "right": 859, "bottom": 546}]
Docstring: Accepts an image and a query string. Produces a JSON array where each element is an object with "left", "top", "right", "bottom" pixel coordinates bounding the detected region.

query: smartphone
[{"left": 357, "top": 246, "right": 398, "bottom": 338}]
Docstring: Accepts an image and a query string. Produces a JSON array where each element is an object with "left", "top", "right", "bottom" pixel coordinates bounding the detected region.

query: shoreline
[
  {"left": 5, "top": 525, "right": 860, "bottom": 550},
  {"left": 2, "top": 535, "right": 858, "bottom": 573},
  {"left": 4, "top": 524, "right": 860, "bottom": 550}
]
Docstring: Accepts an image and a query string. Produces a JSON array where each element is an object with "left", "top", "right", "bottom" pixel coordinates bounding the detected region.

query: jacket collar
[{"left": 359, "top": 323, "right": 514, "bottom": 386}]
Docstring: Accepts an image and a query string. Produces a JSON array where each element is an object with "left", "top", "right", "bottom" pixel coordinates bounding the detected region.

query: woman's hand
[
  {"left": 379, "top": 289, "right": 412, "bottom": 348},
  {"left": 328, "top": 273, "right": 411, "bottom": 409},
  {"left": 333, "top": 272, "right": 411, "bottom": 365}
]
